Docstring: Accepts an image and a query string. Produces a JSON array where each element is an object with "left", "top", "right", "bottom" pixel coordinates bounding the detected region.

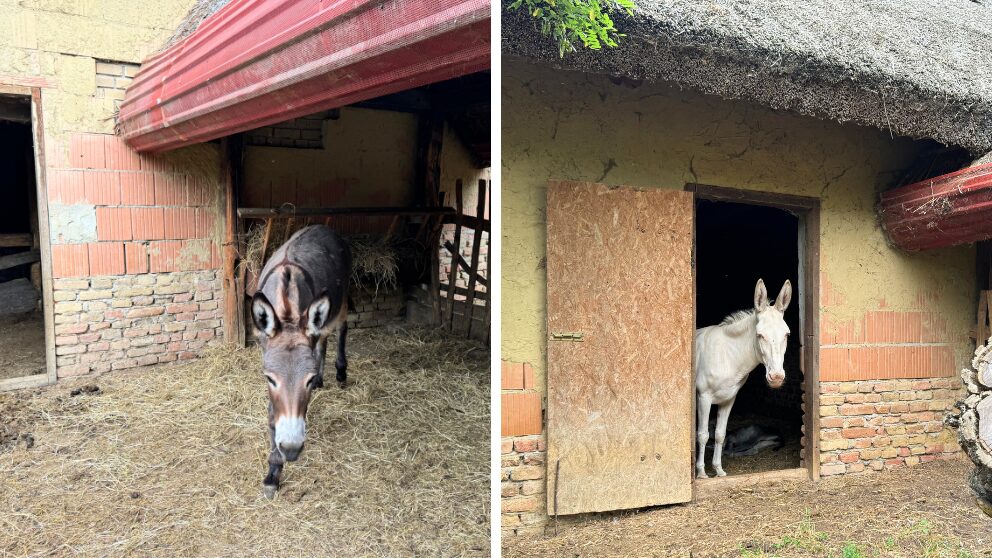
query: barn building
[
  {"left": 0, "top": 0, "right": 491, "bottom": 392},
  {"left": 500, "top": 0, "right": 992, "bottom": 536}
]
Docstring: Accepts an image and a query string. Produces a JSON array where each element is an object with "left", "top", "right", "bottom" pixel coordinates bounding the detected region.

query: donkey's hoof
[
  {"left": 337, "top": 379, "right": 347, "bottom": 389},
  {"left": 262, "top": 484, "right": 278, "bottom": 500},
  {"left": 696, "top": 471, "right": 709, "bottom": 479},
  {"left": 715, "top": 469, "right": 727, "bottom": 477}
]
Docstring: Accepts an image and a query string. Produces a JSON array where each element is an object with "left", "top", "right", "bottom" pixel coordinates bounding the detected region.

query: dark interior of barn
[
  {"left": 0, "top": 95, "right": 45, "bottom": 381},
  {"left": 235, "top": 71, "right": 491, "bottom": 344},
  {"left": 695, "top": 198, "right": 804, "bottom": 475}
]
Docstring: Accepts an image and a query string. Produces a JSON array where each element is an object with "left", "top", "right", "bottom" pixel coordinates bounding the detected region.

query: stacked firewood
[{"left": 946, "top": 340, "right": 992, "bottom": 517}]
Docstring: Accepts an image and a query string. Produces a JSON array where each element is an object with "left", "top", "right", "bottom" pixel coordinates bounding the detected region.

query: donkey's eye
[{"left": 265, "top": 375, "right": 277, "bottom": 388}]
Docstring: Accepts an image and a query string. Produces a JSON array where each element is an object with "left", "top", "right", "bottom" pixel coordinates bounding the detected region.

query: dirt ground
[
  {"left": 0, "top": 311, "right": 45, "bottom": 380},
  {"left": 0, "top": 326, "right": 490, "bottom": 557},
  {"left": 504, "top": 458, "right": 992, "bottom": 558}
]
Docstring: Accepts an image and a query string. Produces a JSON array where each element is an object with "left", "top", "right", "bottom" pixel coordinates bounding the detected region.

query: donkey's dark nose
[{"left": 279, "top": 442, "right": 303, "bottom": 461}]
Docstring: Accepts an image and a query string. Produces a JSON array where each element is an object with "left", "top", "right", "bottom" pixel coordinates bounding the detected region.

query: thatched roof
[
  {"left": 161, "top": 0, "right": 232, "bottom": 50},
  {"left": 503, "top": 0, "right": 992, "bottom": 154}
]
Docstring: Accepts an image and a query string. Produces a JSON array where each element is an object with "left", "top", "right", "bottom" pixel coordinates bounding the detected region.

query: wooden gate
[{"left": 545, "top": 181, "right": 695, "bottom": 515}]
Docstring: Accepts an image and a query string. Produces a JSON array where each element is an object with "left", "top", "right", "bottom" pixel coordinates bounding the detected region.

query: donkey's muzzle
[
  {"left": 279, "top": 442, "right": 304, "bottom": 462},
  {"left": 766, "top": 371, "right": 786, "bottom": 389}
]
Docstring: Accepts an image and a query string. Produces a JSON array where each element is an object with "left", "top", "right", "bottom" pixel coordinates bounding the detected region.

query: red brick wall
[
  {"left": 501, "top": 360, "right": 547, "bottom": 537},
  {"left": 818, "top": 377, "right": 962, "bottom": 475},
  {"left": 47, "top": 132, "right": 223, "bottom": 377}
]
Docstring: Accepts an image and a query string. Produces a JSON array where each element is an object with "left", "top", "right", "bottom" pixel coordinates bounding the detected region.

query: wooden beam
[
  {"left": 481, "top": 182, "right": 491, "bottom": 344},
  {"left": 441, "top": 213, "right": 489, "bottom": 232},
  {"left": 414, "top": 113, "right": 444, "bottom": 207},
  {"left": 238, "top": 206, "right": 456, "bottom": 219},
  {"left": 445, "top": 180, "right": 464, "bottom": 331},
  {"left": 464, "top": 179, "right": 487, "bottom": 337},
  {"left": 439, "top": 282, "right": 488, "bottom": 301},
  {"left": 0, "top": 233, "right": 33, "bottom": 248},
  {"left": 0, "top": 249, "right": 39, "bottom": 272},
  {"left": 443, "top": 241, "right": 487, "bottom": 287},
  {"left": 222, "top": 135, "right": 245, "bottom": 346}
]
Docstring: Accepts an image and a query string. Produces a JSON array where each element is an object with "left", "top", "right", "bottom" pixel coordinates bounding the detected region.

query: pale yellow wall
[
  {"left": 440, "top": 122, "right": 491, "bottom": 213},
  {"left": 244, "top": 108, "right": 490, "bottom": 208},
  {"left": 0, "top": 0, "right": 197, "bottom": 138},
  {"left": 501, "top": 60, "right": 976, "bottom": 388},
  {"left": 244, "top": 107, "right": 419, "bottom": 207}
]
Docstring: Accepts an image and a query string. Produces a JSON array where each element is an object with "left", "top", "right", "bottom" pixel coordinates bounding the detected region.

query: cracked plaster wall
[{"left": 501, "top": 60, "right": 976, "bottom": 389}]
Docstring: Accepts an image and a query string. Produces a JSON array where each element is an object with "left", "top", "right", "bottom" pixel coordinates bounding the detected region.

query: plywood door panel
[{"left": 546, "top": 181, "right": 694, "bottom": 515}]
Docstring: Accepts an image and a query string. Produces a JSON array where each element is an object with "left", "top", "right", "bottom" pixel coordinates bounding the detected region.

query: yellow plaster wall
[
  {"left": 501, "top": 60, "right": 976, "bottom": 389},
  {"left": 244, "top": 108, "right": 489, "bottom": 209},
  {"left": 244, "top": 108, "right": 419, "bottom": 207},
  {"left": 0, "top": 0, "right": 197, "bottom": 138}
]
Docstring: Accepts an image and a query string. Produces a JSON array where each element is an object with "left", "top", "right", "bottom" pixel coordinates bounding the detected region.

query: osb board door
[{"left": 546, "top": 181, "right": 694, "bottom": 515}]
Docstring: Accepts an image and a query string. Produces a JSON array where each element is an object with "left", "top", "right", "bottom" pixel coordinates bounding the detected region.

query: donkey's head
[
  {"left": 251, "top": 291, "right": 334, "bottom": 462},
  {"left": 753, "top": 278, "right": 792, "bottom": 389}
]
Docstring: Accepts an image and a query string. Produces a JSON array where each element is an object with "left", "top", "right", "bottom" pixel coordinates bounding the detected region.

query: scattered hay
[
  {"left": 504, "top": 458, "right": 990, "bottom": 557},
  {"left": 0, "top": 326, "right": 490, "bottom": 557}
]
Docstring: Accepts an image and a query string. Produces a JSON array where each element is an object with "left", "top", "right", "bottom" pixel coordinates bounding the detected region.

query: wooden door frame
[
  {"left": 0, "top": 84, "right": 57, "bottom": 391},
  {"left": 685, "top": 183, "right": 821, "bottom": 482}
]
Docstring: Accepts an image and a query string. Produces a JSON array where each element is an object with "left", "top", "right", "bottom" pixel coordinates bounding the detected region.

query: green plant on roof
[{"left": 508, "top": 0, "right": 635, "bottom": 57}]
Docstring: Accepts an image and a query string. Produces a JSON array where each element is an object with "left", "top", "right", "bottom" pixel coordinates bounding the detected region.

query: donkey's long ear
[
  {"left": 305, "top": 292, "right": 332, "bottom": 337},
  {"left": 754, "top": 279, "right": 769, "bottom": 311},
  {"left": 251, "top": 293, "right": 279, "bottom": 338},
  {"left": 775, "top": 280, "right": 793, "bottom": 312}
]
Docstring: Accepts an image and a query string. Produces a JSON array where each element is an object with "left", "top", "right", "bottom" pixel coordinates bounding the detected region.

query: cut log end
[{"left": 951, "top": 342, "right": 992, "bottom": 516}]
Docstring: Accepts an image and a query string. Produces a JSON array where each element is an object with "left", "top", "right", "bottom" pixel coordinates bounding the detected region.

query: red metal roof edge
[
  {"left": 120, "top": 0, "right": 491, "bottom": 152},
  {"left": 880, "top": 162, "right": 992, "bottom": 203},
  {"left": 879, "top": 162, "right": 992, "bottom": 250}
]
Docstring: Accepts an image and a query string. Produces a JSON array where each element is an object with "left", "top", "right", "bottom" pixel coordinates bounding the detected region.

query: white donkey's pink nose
[{"left": 766, "top": 371, "right": 785, "bottom": 388}]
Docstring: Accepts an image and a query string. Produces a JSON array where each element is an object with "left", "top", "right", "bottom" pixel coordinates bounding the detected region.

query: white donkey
[{"left": 695, "top": 279, "right": 792, "bottom": 478}]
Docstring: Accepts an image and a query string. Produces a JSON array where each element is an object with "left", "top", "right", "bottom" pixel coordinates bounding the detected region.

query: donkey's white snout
[{"left": 274, "top": 416, "right": 306, "bottom": 460}]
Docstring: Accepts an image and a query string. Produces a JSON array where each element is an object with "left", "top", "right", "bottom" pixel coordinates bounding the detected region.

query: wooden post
[
  {"left": 445, "top": 180, "right": 464, "bottom": 330},
  {"left": 464, "top": 179, "right": 487, "bottom": 338},
  {"left": 481, "top": 183, "right": 491, "bottom": 344},
  {"left": 415, "top": 113, "right": 444, "bottom": 207},
  {"left": 415, "top": 113, "right": 444, "bottom": 326},
  {"left": 222, "top": 135, "right": 245, "bottom": 345},
  {"left": 979, "top": 291, "right": 991, "bottom": 344}
]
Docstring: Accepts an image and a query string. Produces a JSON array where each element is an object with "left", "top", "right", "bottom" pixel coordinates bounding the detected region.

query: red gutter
[
  {"left": 879, "top": 163, "right": 992, "bottom": 251},
  {"left": 119, "top": 0, "right": 490, "bottom": 152}
]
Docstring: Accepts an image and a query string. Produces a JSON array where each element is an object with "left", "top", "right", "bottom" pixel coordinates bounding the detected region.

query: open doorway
[
  {"left": 693, "top": 188, "right": 816, "bottom": 478},
  {"left": 0, "top": 94, "right": 45, "bottom": 383}
]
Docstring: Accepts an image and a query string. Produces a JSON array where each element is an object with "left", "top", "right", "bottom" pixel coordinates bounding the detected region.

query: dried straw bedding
[{"left": 0, "top": 327, "right": 490, "bottom": 557}]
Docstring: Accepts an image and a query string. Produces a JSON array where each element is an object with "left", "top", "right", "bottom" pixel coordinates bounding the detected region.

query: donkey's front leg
[
  {"left": 696, "top": 394, "right": 712, "bottom": 479},
  {"left": 262, "top": 402, "right": 285, "bottom": 499},
  {"left": 712, "top": 398, "right": 736, "bottom": 477},
  {"left": 335, "top": 322, "right": 348, "bottom": 388},
  {"left": 313, "top": 335, "right": 328, "bottom": 389}
]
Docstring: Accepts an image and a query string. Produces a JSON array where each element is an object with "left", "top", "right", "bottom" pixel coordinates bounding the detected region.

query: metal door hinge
[{"left": 550, "top": 331, "right": 584, "bottom": 342}]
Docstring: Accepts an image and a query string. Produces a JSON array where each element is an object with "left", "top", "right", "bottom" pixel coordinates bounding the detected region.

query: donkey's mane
[{"left": 719, "top": 308, "right": 756, "bottom": 336}]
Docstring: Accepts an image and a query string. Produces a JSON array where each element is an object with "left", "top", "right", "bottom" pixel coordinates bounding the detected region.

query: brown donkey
[{"left": 250, "top": 225, "right": 351, "bottom": 498}]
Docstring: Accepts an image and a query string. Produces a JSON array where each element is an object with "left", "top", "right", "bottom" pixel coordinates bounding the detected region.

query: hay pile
[
  {"left": 241, "top": 221, "right": 399, "bottom": 293},
  {"left": 0, "top": 327, "right": 489, "bottom": 557}
]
